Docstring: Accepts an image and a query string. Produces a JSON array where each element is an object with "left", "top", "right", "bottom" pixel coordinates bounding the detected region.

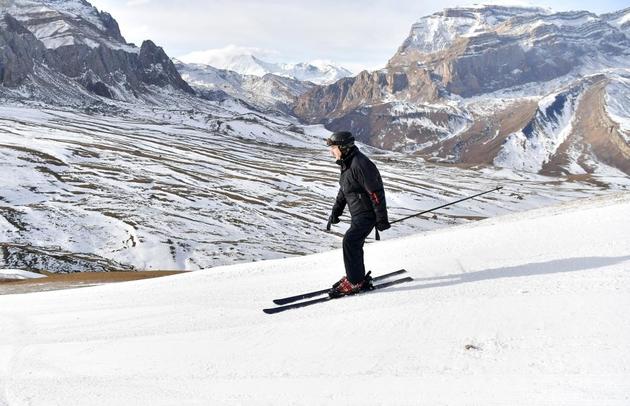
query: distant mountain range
[
  {"left": 294, "top": 5, "right": 630, "bottom": 176},
  {"left": 178, "top": 48, "right": 353, "bottom": 85},
  {"left": 1, "top": 1, "right": 628, "bottom": 176},
  {"left": 173, "top": 50, "right": 352, "bottom": 112},
  {"left": 172, "top": 59, "right": 315, "bottom": 113}
]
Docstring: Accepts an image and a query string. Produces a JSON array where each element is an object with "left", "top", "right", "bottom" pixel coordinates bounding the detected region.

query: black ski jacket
[{"left": 331, "top": 147, "right": 389, "bottom": 228}]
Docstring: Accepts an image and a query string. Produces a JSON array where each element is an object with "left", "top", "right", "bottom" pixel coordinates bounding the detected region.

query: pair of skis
[{"left": 263, "top": 269, "right": 412, "bottom": 314}]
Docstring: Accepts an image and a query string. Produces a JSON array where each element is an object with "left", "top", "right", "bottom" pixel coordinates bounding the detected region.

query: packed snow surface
[{"left": 1, "top": 192, "right": 629, "bottom": 405}]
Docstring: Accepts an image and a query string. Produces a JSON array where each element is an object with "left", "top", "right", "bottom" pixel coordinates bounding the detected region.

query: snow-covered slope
[
  {"left": 494, "top": 81, "right": 588, "bottom": 172},
  {"left": 0, "top": 269, "right": 46, "bottom": 281},
  {"left": 179, "top": 46, "right": 353, "bottom": 85},
  {"left": 2, "top": 0, "right": 131, "bottom": 51},
  {"left": 605, "top": 73, "right": 630, "bottom": 142},
  {"left": 1, "top": 192, "right": 629, "bottom": 405},
  {"left": 3, "top": 103, "right": 628, "bottom": 273},
  {"left": 602, "top": 7, "right": 630, "bottom": 36}
]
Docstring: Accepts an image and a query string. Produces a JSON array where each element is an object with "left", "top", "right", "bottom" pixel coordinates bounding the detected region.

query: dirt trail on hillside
[{"left": 0, "top": 271, "right": 187, "bottom": 295}]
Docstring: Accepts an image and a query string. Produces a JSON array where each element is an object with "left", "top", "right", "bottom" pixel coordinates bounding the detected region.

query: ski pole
[{"left": 390, "top": 186, "right": 503, "bottom": 225}]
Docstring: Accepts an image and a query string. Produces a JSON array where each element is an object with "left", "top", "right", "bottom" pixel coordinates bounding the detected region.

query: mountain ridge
[
  {"left": 179, "top": 47, "right": 353, "bottom": 85},
  {"left": 0, "top": 0, "right": 194, "bottom": 105},
  {"left": 293, "top": 5, "right": 630, "bottom": 176}
]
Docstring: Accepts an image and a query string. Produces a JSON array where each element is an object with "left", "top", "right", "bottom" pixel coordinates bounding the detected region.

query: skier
[{"left": 325, "top": 131, "right": 390, "bottom": 298}]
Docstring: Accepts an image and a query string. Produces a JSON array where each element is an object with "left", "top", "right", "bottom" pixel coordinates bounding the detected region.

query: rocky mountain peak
[
  {"left": 0, "top": 0, "right": 194, "bottom": 102},
  {"left": 139, "top": 40, "right": 194, "bottom": 93},
  {"left": 393, "top": 4, "right": 549, "bottom": 59},
  {"left": 1, "top": 0, "right": 127, "bottom": 48},
  {"left": 94, "top": 10, "right": 124, "bottom": 43},
  {"left": 0, "top": 13, "right": 48, "bottom": 86},
  {"left": 294, "top": 5, "right": 630, "bottom": 176}
]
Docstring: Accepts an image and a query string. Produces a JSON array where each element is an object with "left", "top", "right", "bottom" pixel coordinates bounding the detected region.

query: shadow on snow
[{"left": 393, "top": 255, "right": 630, "bottom": 291}]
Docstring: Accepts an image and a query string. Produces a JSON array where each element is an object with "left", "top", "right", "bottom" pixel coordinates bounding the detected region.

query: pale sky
[{"left": 88, "top": 0, "right": 629, "bottom": 72}]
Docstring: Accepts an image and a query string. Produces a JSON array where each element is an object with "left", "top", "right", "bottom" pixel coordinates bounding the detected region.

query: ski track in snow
[{"left": 0, "top": 192, "right": 628, "bottom": 405}]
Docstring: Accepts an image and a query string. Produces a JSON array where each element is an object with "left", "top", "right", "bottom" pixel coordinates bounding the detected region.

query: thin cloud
[
  {"left": 125, "top": 0, "right": 151, "bottom": 6},
  {"left": 179, "top": 45, "right": 280, "bottom": 65}
]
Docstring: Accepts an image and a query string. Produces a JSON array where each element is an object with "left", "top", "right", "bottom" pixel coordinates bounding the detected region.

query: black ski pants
[{"left": 343, "top": 213, "right": 375, "bottom": 284}]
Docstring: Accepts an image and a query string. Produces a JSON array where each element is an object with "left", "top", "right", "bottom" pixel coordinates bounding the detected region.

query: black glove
[
  {"left": 376, "top": 219, "right": 391, "bottom": 231},
  {"left": 326, "top": 213, "right": 340, "bottom": 231}
]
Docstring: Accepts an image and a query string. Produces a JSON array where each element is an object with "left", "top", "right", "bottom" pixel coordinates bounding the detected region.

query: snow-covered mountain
[
  {"left": 274, "top": 59, "right": 354, "bottom": 85},
  {"left": 294, "top": 5, "right": 630, "bottom": 176},
  {"left": 1, "top": 192, "right": 629, "bottom": 403},
  {"left": 179, "top": 47, "right": 353, "bottom": 85},
  {"left": 602, "top": 7, "right": 630, "bottom": 35},
  {"left": 173, "top": 59, "right": 314, "bottom": 113},
  {"left": 0, "top": 0, "right": 193, "bottom": 104},
  {"left": 1, "top": 0, "right": 136, "bottom": 51},
  {"left": 395, "top": 4, "right": 550, "bottom": 55}
]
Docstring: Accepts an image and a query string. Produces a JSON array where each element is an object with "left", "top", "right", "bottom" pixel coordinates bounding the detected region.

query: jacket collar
[{"left": 335, "top": 146, "right": 358, "bottom": 170}]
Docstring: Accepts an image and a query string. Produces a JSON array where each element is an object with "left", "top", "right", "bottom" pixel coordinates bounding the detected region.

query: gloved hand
[
  {"left": 326, "top": 213, "right": 340, "bottom": 231},
  {"left": 376, "top": 219, "right": 391, "bottom": 231}
]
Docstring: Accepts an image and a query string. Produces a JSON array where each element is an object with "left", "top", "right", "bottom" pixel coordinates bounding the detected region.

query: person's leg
[{"left": 342, "top": 217, "right": 375, "bottom": 284}]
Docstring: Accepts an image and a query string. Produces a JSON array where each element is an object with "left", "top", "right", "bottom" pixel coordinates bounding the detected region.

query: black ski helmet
[{"left": 325, "top": 131, "right": 355, "bottom": 148}]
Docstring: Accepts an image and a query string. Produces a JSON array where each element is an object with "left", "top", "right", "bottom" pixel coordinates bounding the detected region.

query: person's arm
[
  {"left": 330, "top": 189, "right": 346, "bottom": 223},
  {"left": 356, "top": 160, "right": 390, "bottom": 230}
]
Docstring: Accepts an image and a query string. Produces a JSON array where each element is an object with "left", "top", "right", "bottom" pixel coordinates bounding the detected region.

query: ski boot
[{"left": 329, "top": 271, "right": 373, "bottom": 298}]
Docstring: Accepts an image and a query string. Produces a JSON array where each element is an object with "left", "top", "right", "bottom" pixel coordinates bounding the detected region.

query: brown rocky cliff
[{"left": 543, "top": 77, "right": 630, "bottom": 175}]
